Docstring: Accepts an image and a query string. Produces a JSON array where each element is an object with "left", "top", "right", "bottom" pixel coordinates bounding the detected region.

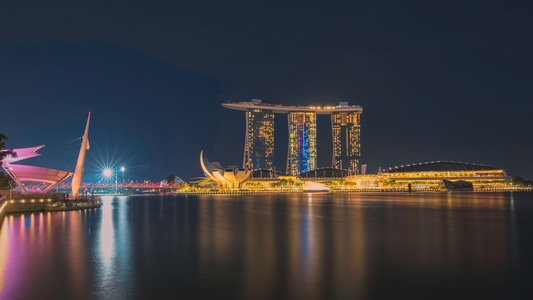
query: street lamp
[{"left": 121, "top": 166, "right": 125, "bottom": 194}]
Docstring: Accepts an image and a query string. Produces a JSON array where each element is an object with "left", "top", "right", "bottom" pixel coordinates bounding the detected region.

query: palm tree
[
  {"left": 0, "top": 172, "right": 12, "bottom": 190},
  {"left": 0, "top": 133, "right": 17, "bottom": 161},
  {"left": 0, "top": 133, "right": 17, "bottom": 190}
]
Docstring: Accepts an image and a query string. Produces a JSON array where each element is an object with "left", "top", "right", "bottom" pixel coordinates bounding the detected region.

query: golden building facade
[
  {"left": 346, "top": 161, "right": 510, "bottom": 190},
  {"left": 331, "top": 108, "right": 361, "bottom": 172},
  {"left": 244, "top": 109, "right": 275, "bottom": 170}
]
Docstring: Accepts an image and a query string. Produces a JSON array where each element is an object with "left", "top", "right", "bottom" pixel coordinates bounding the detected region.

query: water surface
[{"left": 1, "top": 192, "right": 532, "bottom": 299}]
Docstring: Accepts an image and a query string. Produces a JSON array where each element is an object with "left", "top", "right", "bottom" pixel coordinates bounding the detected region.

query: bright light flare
[{"left": 103, "top": 168, "right": 113, "bottom": 178}]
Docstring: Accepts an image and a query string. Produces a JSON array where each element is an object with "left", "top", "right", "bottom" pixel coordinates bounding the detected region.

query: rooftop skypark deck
[{"left": 222, "top": 100, "right": 363, "bottom": 114}]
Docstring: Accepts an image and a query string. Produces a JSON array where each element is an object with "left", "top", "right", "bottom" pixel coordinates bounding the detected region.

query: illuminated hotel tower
[
  {"left": 331, "top": 102, "right": 361, "bottom": 172},
  {"left": 286, "top": 112, "right": 317, "bottom": 175},
  {"left": 222, "top": 100, "right": 363, "bottom": 175},
  {"left": 244, "top": 101, "right": 275, "bottom": 169}
]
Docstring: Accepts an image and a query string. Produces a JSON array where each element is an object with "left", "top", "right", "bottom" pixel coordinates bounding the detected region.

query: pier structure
[{"left": 222, "top": 99, "right": 363, "bottom": 175}]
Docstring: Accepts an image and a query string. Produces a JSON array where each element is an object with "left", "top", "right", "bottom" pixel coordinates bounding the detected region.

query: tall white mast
[{"left": 71, "top": 112, "right": 91, "bottom": 198}]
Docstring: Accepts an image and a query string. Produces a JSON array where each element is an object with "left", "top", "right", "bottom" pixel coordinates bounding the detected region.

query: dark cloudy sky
[{"left": 1, "top": 0, "right": 532, "bottom": 181}]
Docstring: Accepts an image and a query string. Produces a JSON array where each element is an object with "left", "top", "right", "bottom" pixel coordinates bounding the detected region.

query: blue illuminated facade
[{"left": 287, "top": 112, "right": 316, "bottom": 175}]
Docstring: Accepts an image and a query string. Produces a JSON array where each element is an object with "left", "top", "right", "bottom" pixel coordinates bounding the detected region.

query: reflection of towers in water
[
  {"left": 244, "top": 108, "right": 275, "bottom": 170},
  {"left": 287, "top": 112, "right": 317, "bottom": 175},
  {"left": 331, "top": 107, "right": 361, "bottom": 173}
]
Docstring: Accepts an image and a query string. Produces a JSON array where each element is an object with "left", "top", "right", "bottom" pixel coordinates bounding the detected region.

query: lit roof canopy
[
  {"left": 1, "top": 145, "right": 73, "bottom": 193},
  {"left": 384, "top": 161, "right": 498, "bottom": 173},
  {"left": 222, "top": 100, "right": 363, "bottom": 114}
]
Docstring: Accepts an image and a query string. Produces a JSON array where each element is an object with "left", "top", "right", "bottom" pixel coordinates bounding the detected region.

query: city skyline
[{"left": 0, "top": 1, "right": 532, "bottom": 181}]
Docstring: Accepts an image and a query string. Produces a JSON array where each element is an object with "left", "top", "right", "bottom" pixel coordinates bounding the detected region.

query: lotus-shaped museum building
[{"left": 200, "top": 150, "right": 251, "bottom": 188}]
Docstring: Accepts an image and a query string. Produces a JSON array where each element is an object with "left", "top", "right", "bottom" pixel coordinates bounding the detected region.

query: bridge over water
[{"left": 18, "top": 181, "right": 175, "bottom": 195}]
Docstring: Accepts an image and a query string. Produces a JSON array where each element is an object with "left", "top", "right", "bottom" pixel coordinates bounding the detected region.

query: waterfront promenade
[
  {"left": 0, "top": 191, "right": 101, "bottom": 228},
  {"left": 1, "top": 185, "right": 531, "bottom": 228},
  {"left": 175, "top": 186, "right": 533, "bottom": 194}
]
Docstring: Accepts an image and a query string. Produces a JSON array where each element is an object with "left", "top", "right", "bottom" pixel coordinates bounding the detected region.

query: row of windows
[{"left": 245, "top": 110, "right": 362, "bottom": 174}]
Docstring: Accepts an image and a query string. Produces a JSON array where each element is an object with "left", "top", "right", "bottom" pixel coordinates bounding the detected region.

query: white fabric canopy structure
[{"left": 1, "top": 145, "right": 44, "bottom": 163}]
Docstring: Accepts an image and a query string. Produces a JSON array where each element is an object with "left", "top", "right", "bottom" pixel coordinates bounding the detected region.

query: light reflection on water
[{"left": 1, "top": 192, "right": 533, "bottom": 299}]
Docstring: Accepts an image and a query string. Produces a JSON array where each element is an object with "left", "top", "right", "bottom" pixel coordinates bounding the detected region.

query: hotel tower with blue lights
[{"left": 222, "top": 100, "right": 363, "bottom": 175}]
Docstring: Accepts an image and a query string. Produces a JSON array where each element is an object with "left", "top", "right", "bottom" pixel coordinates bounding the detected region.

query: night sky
[{"left": 1, "top": 0, "right": 532, "bottom": 182}]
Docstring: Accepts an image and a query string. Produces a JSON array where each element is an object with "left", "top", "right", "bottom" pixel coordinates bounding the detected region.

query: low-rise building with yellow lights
[{"left": 346, "top": 161, "right": 510, "bottom": 191}]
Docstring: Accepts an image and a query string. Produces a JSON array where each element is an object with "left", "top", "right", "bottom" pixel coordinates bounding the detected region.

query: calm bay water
[{"left": 1, "top": 192, "right": 533, "bottom": 300}]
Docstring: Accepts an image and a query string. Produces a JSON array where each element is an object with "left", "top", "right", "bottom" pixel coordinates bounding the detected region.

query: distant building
[
  {"left": 347, "top": 161, "right": 510, "bottom": 190},
  {"left": 243, "top": 99, "right": 275, "bottom": 170},
  {"left": 199, "top": 150, "right": 251, "bottom": 188},
  {"left": 160, "top": 176, "right": 185, "bottom": 187},
  {"left": 298, "top": 167, "right": 353, "bottom": 179},
  {"left": 249, "top": 168, "right": 279, "bottom": 179},
  {"left": 331, "top": 102, "right": 362, "bottom": 172},
  {"left": 439, "top": 179, "right": 474, "bottom": 191},
  {"left": 286, "top": 112, "right": 317, "bottom": 175},
  {"left": 222, "top": 100, "right": 363, "bottom": 175}
]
